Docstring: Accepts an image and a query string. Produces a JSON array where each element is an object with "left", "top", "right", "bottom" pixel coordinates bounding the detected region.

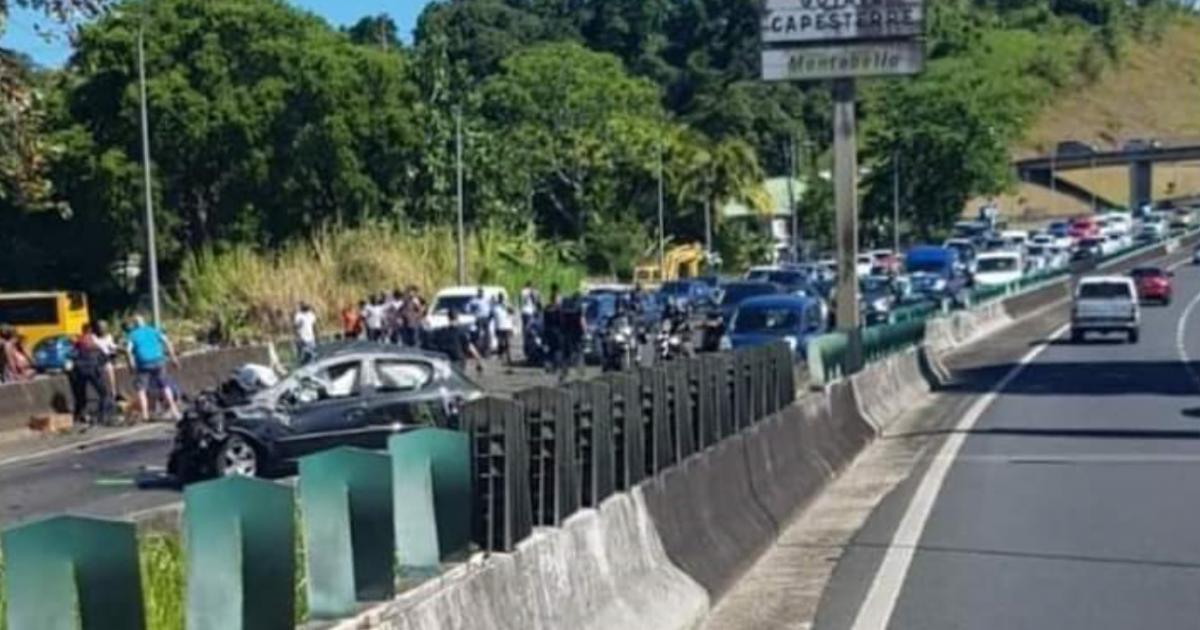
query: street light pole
[
  {"left": 657, "top": 136, "right": 665, "bottom": 277},
  {"left": 455, "top": 106, "right": 466, "bottom": 285},
  {"left": 893, "top": 149, "right": 901, "bottom": 255},
  {"left": 1090, "top": 154, "right": 1097, "bottom": 212},
  {"left": 137, "top": 12, "right": 161, "bottom": 328}
]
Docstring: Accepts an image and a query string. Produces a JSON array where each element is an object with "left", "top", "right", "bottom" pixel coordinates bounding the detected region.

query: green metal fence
[
  {"left": 889, "top": 301, "right": 939, "bottom": 325},
  {"left": 861, "top": 318, "right": 926, "bottom": 364},
  {"left": 0, "top": 429, "right": 470, "bottom": 630},
  {"left": 806, "top": 331, "right": 851, "bottom": 386}
]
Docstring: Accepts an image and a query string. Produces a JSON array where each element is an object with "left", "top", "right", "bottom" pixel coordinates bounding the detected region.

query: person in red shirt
[{"left": 341, "top": 303, "right": 363, "bottom": 340}]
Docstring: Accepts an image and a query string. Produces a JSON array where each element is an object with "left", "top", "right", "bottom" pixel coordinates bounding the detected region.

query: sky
[{"left": 1, "top": 0, "right": 435, "bottom": 67}]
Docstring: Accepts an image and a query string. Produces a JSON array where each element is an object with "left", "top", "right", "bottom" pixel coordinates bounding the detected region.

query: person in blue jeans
[{"left": 125, "top": 315, "right": 181, "bottom": 422}]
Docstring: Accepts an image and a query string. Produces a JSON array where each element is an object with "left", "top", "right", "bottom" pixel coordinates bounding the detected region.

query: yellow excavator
[{"left": 633, "top": 243, "right": 705, "bottom": 286}]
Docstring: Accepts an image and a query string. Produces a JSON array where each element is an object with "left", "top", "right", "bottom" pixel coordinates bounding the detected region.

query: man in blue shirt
[{"left": 125, "top": 315, "right": 180, "bottom": 422}]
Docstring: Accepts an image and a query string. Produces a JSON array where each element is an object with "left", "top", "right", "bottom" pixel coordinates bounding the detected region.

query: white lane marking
[
  {"left": 944, "top": 453, "right": 1200, "bottom": 465},
  {"left": 1175, "top": 290, "right": 1200, "bottom": 393},
  {"left": 849, "top": 322, "right": 1069, "bottom": 630},
  {"left": 0, "top": 423, "right": 167, "bottom": 470}
]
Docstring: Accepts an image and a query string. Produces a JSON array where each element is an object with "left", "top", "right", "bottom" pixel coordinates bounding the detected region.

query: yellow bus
[{"left": 0, "top": 291, "right": 91, "bottom": 349}]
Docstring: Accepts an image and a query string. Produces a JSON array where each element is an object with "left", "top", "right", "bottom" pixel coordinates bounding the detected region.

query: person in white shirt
[
  {"left": 466, "top": 289, "right": 491, "bottom": 354},
  {"left": 519, "top": 282, "right": 540, "bottom": 330},
  {"left": 92, "top": 320, "right": 120, "bottom": 397},
  {"left": 293, "top": 303, "right": 318, "bottom": 364},
  {"left": 493, "top": 295, "right": 515, "bottom": 366},
  {"left": 364, "top": 295, "right": 386, "bottom": 341}
]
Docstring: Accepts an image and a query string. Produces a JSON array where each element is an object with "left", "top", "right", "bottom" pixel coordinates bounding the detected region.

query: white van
[
  {"left": 974, "top": 252, "right": 1024, "bottom": 287},
  {"left": 425, "top": 286, "right": 510, "bottom": 351}
]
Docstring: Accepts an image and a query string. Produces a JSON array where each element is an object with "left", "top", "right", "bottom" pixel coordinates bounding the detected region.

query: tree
[
  {"left": 413, "top": 0, "right": 557, "bottom": 83},
  {"left": 1, "top": 0, "right": 106, "bottom": 207},
  {"left": 478, "top": 42, "right": 666, "bottom": 250},
  {"left": 50, "top": 0, "right": 423, "bottom": 281},
  {"left": 345, "top": 14, "right": 401, "bottom": 51},
  {"left": 861, "top": 58, "right": 1027, "bottom": 240},
  {"left": 672, "top": 135, "right": 767, "bottom": 255}
]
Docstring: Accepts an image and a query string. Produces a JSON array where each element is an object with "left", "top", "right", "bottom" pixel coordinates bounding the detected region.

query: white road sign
[
  {"left": 762, "top": 0, "right": 924, "bottom": 44},
  {"left": 762, "top": 41, "right": 924, "bottom": 81}
]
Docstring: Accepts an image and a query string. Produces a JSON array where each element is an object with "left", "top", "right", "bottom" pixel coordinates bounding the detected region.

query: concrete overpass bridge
[{"left": 1015, "top": 142, "right": 1200, "bottom": 210}]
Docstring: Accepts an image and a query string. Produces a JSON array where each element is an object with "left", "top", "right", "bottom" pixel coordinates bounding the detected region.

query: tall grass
[
  {"left": 140, "top": 533, "right": 184, "bottom": 630},
  {"left": 173, "top": 223, "right": 585, "bottom": 341}
]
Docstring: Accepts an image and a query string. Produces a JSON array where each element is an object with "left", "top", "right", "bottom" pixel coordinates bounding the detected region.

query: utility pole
[
  {"left": 455, "top": 107, "right": 466, "bottom": 285},
  {"left": 657, "top": 136, "right": 666, "bottom": 277},
  {"left": 1050, "top": 149, "right": 1058, "bottom": 202},
  {"left": 137, "top": 11, "right": 161, "bottom": 328},
  {"left": 893, "top": 149, "right": 901, "bottom": 255},
  {"left": 833, "top": 78, "right": 861, "bottom": 366},
  {"left": 1090, "top": 154, "right": 1097, "bottom": 211},
  {"left": 704, "top": 195, "right": 713, "bottom": 264}
]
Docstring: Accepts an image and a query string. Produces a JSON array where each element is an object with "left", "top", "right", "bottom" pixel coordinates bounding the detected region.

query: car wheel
[
  {"left": 1071, "top": 329, "right": 1084, "bottom": 344},
  {"left": 1129, "top": 330, "right": 1140, "bottom": 344},
  {"left": 215, "top": 435, "right": 260, "bottom": 478}
]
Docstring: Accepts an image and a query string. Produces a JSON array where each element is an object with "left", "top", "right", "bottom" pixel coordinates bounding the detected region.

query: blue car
[
  {"left": 31, "top": 334, "right": 74, "bottom": 373},
  {"left": 722, "top": 295, "right": 826, "bottom": 358},
  {"left": 659, "top": 279, "right": 713, "bottom": 311}
]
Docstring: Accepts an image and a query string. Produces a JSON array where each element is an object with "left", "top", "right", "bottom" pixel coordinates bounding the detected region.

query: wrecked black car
[{"left": 167, "top": 342, "right": 482, "bottom": 481}]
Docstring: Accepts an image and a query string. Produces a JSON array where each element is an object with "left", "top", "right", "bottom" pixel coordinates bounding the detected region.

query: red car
[
  {"left": 1068, "top": 217, "right": 1099, "bottom": 242},
  {"left": 1130, "top": 267, "right": 1173, "bottom": 305}
]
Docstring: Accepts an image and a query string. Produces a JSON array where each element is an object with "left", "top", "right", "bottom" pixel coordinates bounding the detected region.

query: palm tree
[{"left": 673, "top": 137, "right": 768, "bottom": 263}]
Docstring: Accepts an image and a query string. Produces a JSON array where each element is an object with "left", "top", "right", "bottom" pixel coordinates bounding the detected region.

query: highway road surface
[
  {"left": 816, "top": 258, "right": 1200, "bottom": 629},
  {"left": 0, "top": 359, "right": 595, "bottom": 527}
]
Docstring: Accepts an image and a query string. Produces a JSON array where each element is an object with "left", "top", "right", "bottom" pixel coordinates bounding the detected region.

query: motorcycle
[
  {"left": 602, "top": 315, "right": 638, "bottom": 372},
  {"left": 655, "top": 317, "right": 690, "bottom": 362}
]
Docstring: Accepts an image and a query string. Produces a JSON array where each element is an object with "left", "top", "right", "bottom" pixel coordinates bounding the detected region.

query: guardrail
[{"left": 0, "top": 343, "right": 795, "bottom": 630}]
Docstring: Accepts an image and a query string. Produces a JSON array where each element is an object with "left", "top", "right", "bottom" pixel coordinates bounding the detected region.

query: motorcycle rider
[
  {"left": 658, "top": 299, "right": 692, "bottom": 360},
  {"left": 602, "top": 299, "right": 637, "bottom": 371}
]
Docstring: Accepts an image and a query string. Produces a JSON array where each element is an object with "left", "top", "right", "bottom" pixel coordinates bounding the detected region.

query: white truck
[{"left": 1071, "top": 276, "right": 1140, "bottom": 344}]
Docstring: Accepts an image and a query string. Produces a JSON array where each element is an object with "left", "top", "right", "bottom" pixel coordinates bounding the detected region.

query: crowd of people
[
  {"left": 294, "top": 285, "right": 525, "bottom": 371},
  {"left": 290, "top": 281, "right": 599, "bottom": 379},
  {"left": 0, "top": 317, "right": 181, "bottom": 430}
]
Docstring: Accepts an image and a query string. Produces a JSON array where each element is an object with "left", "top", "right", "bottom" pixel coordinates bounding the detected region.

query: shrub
[{"left": 172, "top": 222, "right": 585, "bottom": 342}]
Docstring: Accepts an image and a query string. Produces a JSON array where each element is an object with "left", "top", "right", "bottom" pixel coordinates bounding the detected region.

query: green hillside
[{"left": 969, "top": 16, "right": 1200, "bottom": 221}]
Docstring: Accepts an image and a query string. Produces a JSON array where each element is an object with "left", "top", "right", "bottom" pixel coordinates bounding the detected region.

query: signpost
[{"left": 762, "top": 0, "right": 925, "bottom": 370}]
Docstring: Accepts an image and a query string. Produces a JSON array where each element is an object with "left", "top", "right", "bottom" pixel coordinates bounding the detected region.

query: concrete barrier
[
  {"left": 0, "top": 345, "right": 270, "bottom": 432},
  {"left": 640, "top": 433, "right": 777, "bottom": 600},
  {"left": 642, "top": 373, "right": 886, "bottom": 600},
  {"left": 850, "top": 348, "right": 930, "bottom": 433},
  {"left": 925, "top": 301, "right": 1013, "bottom": 357},
  {"left": 328, "top": 491, "right": 709, "bottom": 630},
  {"left": 1001, "top": 277, "right": 1071, "bottom": 321}
]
